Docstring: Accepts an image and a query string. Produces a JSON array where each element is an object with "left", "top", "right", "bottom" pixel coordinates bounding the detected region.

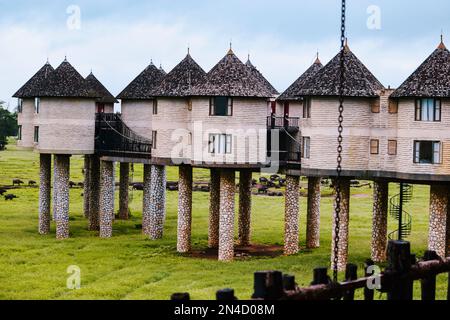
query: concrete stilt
[
  {"left": 371, "top": 180, "right": 389, "bottom": 262},
  {"left": 83, "top": 155, "right": 91, "bottom": 219},
  {"left": 118, "top": 162, "right": 130, "bottom": 220},
  {"left": 331, "top": 178, "right": 351, "bottom": 272},
  {"left": 177, "top": 165, "right": 193, "bottom": 253},
  {"left": 142, "top": 164, "right": 152, "bottom": 236},
  {"left": 38, "top": 154, "right": 51, "bottom": 235},
  {"left": 284, "top": 175, "right": 300, "bottom": 255},
  {"left": 208, "top": 169, "right": 220, "bottom": 248},
  {"left": 429, "top": 184, "right": 449, "bottom": 258},
  {"left": 88, "top": 156, "right": 100, "bottom": 231},
  {"left": 238, "top": 170, "right": 252, "bottom": 246},
  {"left": 149, "top": 165, "right": 166, "bottom": 240},
  {"left": 99, "top": 160, "right": 114, "bottom": 238},
  {"left": 54, "top": 155, "right": 70, "bottom": 239},
  {"left": 306, "top": 177, "right": 321, "bottom": 249},
  {"left": 219, "top": 169, "right": 235, "bottom": 262}
]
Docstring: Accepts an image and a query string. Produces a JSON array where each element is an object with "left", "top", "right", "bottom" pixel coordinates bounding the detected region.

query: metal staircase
[
  {"left": 388, "top": 183, "right": 413, "bottom": 240},
  {"left": 95, "top": 113, "right": 152, "bottom": 159}
]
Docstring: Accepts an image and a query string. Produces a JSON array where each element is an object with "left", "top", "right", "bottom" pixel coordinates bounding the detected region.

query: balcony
[{"left": 267, "top": 115, "right": 300, "bottom": 131}]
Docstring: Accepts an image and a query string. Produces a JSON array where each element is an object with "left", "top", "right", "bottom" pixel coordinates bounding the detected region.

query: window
[
  {"left": 153, "top": 100, "right": 158, "bottom": 115},
  {"left": 414, "top": 141, "right": 441, "bottom": 164},
  {"left": 33, "top": 126, "right": 39, "bottom": 143},
  {"left": 371, "top": 99, "right": 380, "bottom": 113},
  {"left": 303, "top": 98, "right": 311, "bottom": 118},
  {"left": 96, "top": 103, "right": 105, "bottom": 113},
  {"left": 208, "top": 134, "right": 232, "bottom": 154},
  {"left": 415, "top": 98, "right": 441, "bottom": 122},
  {"left": 34, "top": 98, "right": 40, "bottom": 114},
  {"left": 209, "top": 97, "right": 233, "bottom": 116},
  {"left": 388, "top": 140, "right": 397, "bottom": 155},
  {"left": 389, "top": 100, "right": 398, "bottom": 114},
  {"left": 370, "top": 139, "right": 379, "bottom": 155},
  {"left": 152, "top": 131, "right": 157, "bottom": 149},
  {"left": 17, "top": 99, "right": 23, "bottom": 113},
  {"left": 18, "top": 125, "right": 22, "bottom": 141},
  {"left": 302, "top": 137, "right": 310, "bottom": 159}
]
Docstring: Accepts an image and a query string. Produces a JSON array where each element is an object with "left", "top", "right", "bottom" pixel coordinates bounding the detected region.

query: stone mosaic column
[
  {"left": 149, "top": 165, "right": 166, "bottom": 240},
  {"left": 208, "top": 169, "right": 220, "bottom": 248},
  {"left": 238, "top": 170, "right": 252, "bottom": 246},
  {"left": 331, "top": 178, "right": 351, "bottom": 272},
  {"left": 99, "top": 160, "right": 114, "bottom": 238},
  {"left": 219, "top": 169, "right": 236, "bottom": 262},
  {"left": 52, "top": 156, "right": 58, "bottom": 221},
  {"left": 38, "top": 154, "right": 51, "bottom": 235},
  {"left": 306, "top": 177, "right": 321, "bottom": 249},
  {"left": 142, "top": 164, "right": 152, "bottom": 236},
  {"left": 428, "top": 184, "right": 449, "bottom": 259},
  {"left": 54, "top": 155, "right": 70, "bottom": 240},
  {"left": 371, "top": 180, "right": 389, "bottom": 262},
  {"left": 83, "top": 155, "right": 91, "bottom": 219},
  {"left": 177, "top": 165, "right": 193, "bottom": 253},
  {"left": 118, "top": 162, "right": 130, "bottom": 220},
  {"left": 284, "top": 175, "right": 300, "bottom": 255},
  {"left": 88, "top": 156, "right": 100, "bottom": 231}
]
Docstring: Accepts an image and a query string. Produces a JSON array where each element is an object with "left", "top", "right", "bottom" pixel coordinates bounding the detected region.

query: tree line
[{"left": 0, "top": 101, "right": 18, "bottom": 150}]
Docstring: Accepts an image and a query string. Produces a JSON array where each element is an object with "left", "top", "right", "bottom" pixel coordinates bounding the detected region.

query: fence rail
[{"left": 267, "top": 116, "right": 300, "bottom": 129}]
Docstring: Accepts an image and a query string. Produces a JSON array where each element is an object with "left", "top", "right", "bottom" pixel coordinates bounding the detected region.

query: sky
[{"left": 1, "top": 0, "right": 449, "bottom": 110}]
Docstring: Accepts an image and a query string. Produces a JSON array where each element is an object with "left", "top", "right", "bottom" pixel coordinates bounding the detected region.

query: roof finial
[
  {"left": 228, "top": 39, "right": 234, "bottom": 55},
  {"left": 187, "top": 43, "right": 190, "bottom": 55},
  {"left": 438, "top": 30, "right": 446, "bottom": 49},
  {"left": 64, "top": 54, "right": 67, "bottom": 62},
  {"left": 314, "top": 51, "right": 321, "bottom": 64},
  {"left": 344, "top": 38, "right": 350, "bottom": 52}
]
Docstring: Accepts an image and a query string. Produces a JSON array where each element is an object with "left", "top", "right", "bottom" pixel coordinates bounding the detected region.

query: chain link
[{"left": 333, "top": 0, "right": 346, "bottom": 283}]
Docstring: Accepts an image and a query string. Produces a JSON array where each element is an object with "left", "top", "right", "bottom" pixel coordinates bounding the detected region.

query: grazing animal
[
  {"left": 5, "top": 194, "right": 18, "bottom": 201},
  {"left": 278, "top": 179, "right": 286, "bottom": 187},
  {"left": 167, "top": 185, "right": 178, "bottom": 191},
  {"left": 259, "top": 177, "right": 269, "bottom": 184},
  {"left": 252, "top": 179, "right": 258, "bottom": 186},
  {"left": 0, "top": 188, "right": 7, "bottom": 196},
  {"left": 69, "top": 181, "right": 76, "bottom": 188},
  {"left": 256, "top": 184, "right": 268, "bottom": 194},
  {"left": 12, "top": 179, "right": 24, "bottom": 186},
  {"left": 77, "top": 182, "right": 84, "bottom": 188},
  {"left": 132, "top": 183, "right": 144, "bottom": 191},
  {"left": 270, "top": 175, "right": 281, "bottom": 182},
  {"left": 28, "top": 180, "right": 37, "bottom": 186}
]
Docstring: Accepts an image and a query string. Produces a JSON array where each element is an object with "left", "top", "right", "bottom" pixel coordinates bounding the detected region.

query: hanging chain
[{"left": 333, "top": 0, "right": 346, "bottom": 283}]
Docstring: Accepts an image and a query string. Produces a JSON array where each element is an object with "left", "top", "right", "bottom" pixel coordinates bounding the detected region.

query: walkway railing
[{"left": 267, "top": 116, "right": 300, "bottom": 130}]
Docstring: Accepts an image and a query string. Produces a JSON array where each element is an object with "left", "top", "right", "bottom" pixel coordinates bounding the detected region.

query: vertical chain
[{"left": 333, "top": 0, "right": 346, "bottom": 283}]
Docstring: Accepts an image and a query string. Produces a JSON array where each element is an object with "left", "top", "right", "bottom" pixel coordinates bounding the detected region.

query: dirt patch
[
  {"left": 353, "top": 194, "right": 370, "bottom": 199},
  {"left": 189, "top": 244, "right": 285, "bottom": 260}
]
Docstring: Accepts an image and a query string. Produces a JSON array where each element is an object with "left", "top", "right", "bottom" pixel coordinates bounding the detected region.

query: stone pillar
[
  {"left": 371, "top": 180, "right": 389, "bottom": 262},
  {"left": 118, "top": 162, "right": 130, "bottom": 220},
  {"left": 83, "top": 155, "right": 91, "bottom": 219},
  {"left": 177, "top": 165, "right": 193, "bottom": 253},
  {"left": 284, "top": 175, "right": 300, "bottom": 255},
  {"left": 219, "top": 169, "right": 236, "bottom": 262},
  {"left": 52, "top": 156, "right": 58, "bottom": 221},
  {"left": 428, "top": 184, "right": 449, "bottom": 259},
  {"left": 208, "top": 169, "right": 220, "bottom": 248},
  {"left": 149, "top": 165, "right": 166, "bottom": 240},
  {"left": 238, "top": 170, "right": 252, "bottom": 246},
  {"left": 54, "top": 155, "right": 70, "bottom": 240},
  {"left": 38, "top": 154, "right": 51, "bottom": 235},
  {"left": 88, "top": 156, "right": 100, "bottom": 231},
  {"left": 142, "top": 164, "right": 152, "bottom": 236},
  {"left": 331, "top": 178, "right": 351, "bottom": 272},
  {"left": 306, "top": 177, "right": 321, "bottom": 249},
  {"left": 99, "top": 160, "right": 114, "bottom": 238}
]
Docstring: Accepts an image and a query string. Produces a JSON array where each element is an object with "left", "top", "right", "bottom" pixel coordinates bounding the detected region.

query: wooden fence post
[
  {"left": 343, "top": 263, "right": 358, "bottom": 300},
  {"left": 252, "top": 271, "right": 284, "bottom": 300},
  {"left": 216, "top": 288, "right": 236, "bottom": 300},
  {"left": 171, "top": 293, "right": 190, "bottom": 301},
  {"left": 364, "top": 259, "right": 375, "bottom": 301},
  {"left": 283, "top": 274, "right": 296, "bottom": 291},
  {"left": 311, "top": 267, "right": 331, "bottom": 285},
  {"left": 386, "top": 240, "right": 413, "bottom": 300},
  {"left": 421, "top": 250, "right": 438, "bottom": 300}
]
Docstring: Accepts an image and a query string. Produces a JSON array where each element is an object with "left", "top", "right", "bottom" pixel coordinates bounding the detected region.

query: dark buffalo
[
  {"left": 5, "top": 194, "right": 18, "bottom": 201},
  {"left": 12, "top": 179, "right": 24, "bottom": 186},
  {"left": 28, "top": 180, "right": 37, "bottom": 186},
  {"left": 0, "top": 188, "right": 7, "bottom": 196}
]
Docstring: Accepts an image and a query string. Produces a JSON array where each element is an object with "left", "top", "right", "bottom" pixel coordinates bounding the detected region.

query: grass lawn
[{"left": 0, "top": 139, "right": 448, "bottom": 300}]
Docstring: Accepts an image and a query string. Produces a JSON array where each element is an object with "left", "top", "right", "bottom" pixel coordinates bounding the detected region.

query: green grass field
[{"left": 0, "top": 139, "right": 447, "bottom": 300}]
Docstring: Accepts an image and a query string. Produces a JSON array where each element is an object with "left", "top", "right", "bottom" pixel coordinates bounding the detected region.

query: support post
[
  {"left": 83, "top": 155, "right": 91, "bottom": 219},
  {"left": 88, "top": 155, "right": 100, "bottom": 231},
  {"left": 208, "top": 168, "right": 220, "bottom": 248},
  {"left": 38, "top": 154, "right": 51, "bottom": 235},
  {"left": 421, "top": 250, "right": 439, "bottom": 301},
  {"left": 429, "top": 184, "right": 449, "bottom": 259},
  {"left": 142, "top": 164, "right": 151, "bottom": 235},
  {"left": 149, "top": 165, "right": 166, "bottom": 240},
  {"left": 118, "top": 162, "right": 130, "bottom": 220},
  {"left": 371, "top": 180, "right": 389, "bottom": 262},
  {"left": 54, "top": 155, "right": 70, "bottom": 239},
  {"left": 238, "top": 170, "right": 252, "bottom": 246},
  {"left": 177, "top": 165, "right": 193, "bottom": 253},
  {"left": 306, "top": 177, "right": 321, "bottom": 249},
  {"left": 218, "top": 169, "right": 235, "bottom": 262},
  {"left": 386, "top": 240, "right": 413, "bottom": 300},
  {"left": 99, "top": 160, "right": 114, "bottom": 238},
  {"left": 284, "top": 175, "right": 300, "bottom": 255},
  {"left": 331, "top": 178, "right": 350, "bottom": 272}
]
